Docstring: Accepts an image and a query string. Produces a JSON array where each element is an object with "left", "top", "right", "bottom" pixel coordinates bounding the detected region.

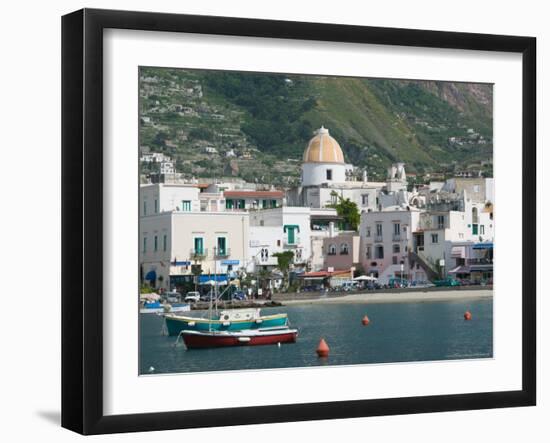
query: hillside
[{"left": 139, "top": 67, "right": 493, "bottom": 184}]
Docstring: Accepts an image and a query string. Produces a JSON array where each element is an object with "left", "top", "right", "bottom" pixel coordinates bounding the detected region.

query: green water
[{"left": 139, "top": 298, "right": 493, "bottom": 374}]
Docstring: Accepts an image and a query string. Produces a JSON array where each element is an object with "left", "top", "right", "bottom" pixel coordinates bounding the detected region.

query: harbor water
[{"left": 139, "top": 298, "right": 493, "bottom": 375}]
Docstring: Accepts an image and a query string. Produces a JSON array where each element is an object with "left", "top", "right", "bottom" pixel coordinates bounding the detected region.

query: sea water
[{"left": 139, "top": 298, "right": 493, "bottom": 375}]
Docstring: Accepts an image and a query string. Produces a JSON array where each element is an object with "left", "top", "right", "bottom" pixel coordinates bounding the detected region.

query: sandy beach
[{"left": 275, "top": 288, "right": 493, "bottom": 305}]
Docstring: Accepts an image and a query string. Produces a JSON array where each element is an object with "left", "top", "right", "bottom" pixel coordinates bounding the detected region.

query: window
[
  {"left": 154, "top": 235, "right": 158, "bottom": 252},
  {"left": 326, "top": 169, "right": 333, "bottom": 180},
  {"left": 277, "top": 239, "right": 281, "bottom": 247},
  {"left": 393, "top": 244, "right": 400, "bottom": 253},
  {"left": 480, "top": 225, "right": 485, "bottom": 235},
  {"left": 376, "top": 223, "right": 383, "bottom": 238},
  {"left": 163, "top": 234, "right": 167, "bottom": 251},
  {"left": 375, "top": 245, "right": 384, "bottom": 259},
  {"left": 286, "top": 226, "right": 297, "bottom": 244},
  {"left": 393, "top": 223, "right": 401, "bottom": 235},
  {"left": 142, "top": 237, "right": 147, "bottom": 253},
  {"left": 194, "top": 237, "right": 204, "bottom": 255},
  {"left": 217, "top": 237, "right": 227, "bottom": 256},
  {"left": 361, "top": 194, "right": 369, "bottom": 206},
  {"left": 226, "top": 199, "right": 234, "bottom": 209},
  {"left": 366, "top": 246, "right": 372, "bottom": 259},
  {"left": 330, "top": 193, "right": 338, "bottom": 205},
  {"left": 473, "top": 185, "right": 480, "bottom": 193},
  {"left": 437, "top": 215, "right": 445, "bottom": 229},
  {"left": 340, "top": 243, "right": 349, "bottom": 255},
  {"left": 271, "top": 199, "right": 277, "bottom": 208},
  {"left": 181, "top": 200, "right": 191, "bottom": 211},
  {"left": 143, "top": 201, "right": 147, "bottom": 216},
  {"left": 366, "top": 227, "right": 371, "bottom": 237},
  {"left": 472, "top": 224, "right": 478, "bottom": 235},
  {"left": 392, "top": 256, "right": 398, "bottom": 265},
  {"left": 431, "top": 233, "right": 439, "bottom": 244},
  {"left": 472, "top": 207, "right": 479, "bottom": 224},
  {"left": 262, "top": 199, "right": 268, "bottom": 209},
  {"left": 154, "top": 199, "right": 158, "bottom": 213},
  {"left": 328, "top": 244, "right": 337, "bottom": 255}
]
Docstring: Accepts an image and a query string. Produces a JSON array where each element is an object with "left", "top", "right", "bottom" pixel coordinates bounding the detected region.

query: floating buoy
[
  {"left": 148, "top": 366, "right": 155, "bottom": 373},
  {"left": 464, "top": 311, "right": 472, "bottom": 321},
  {"left": 316, "top": 338, "right": 330, "bottom": 358},
  {"left": 361, "top": 315, "right": 370, "bottom": 326},
  {"left": 277, "top": 342, "right": 281, "bottom": 348}
]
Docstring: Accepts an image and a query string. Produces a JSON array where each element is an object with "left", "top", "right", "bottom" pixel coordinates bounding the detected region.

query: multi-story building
[
  {"left": 140, "top": 183, "right": 200, "bottom": 216},
  {"left": 140, "top": 211, "right": 250, "bottom": 291},
  {"left": 359, "top": 207, "right": 425, "bottom": 284}
]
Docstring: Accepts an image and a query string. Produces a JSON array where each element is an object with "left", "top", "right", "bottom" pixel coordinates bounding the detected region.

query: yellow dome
[{"left": 303, "top": 126, "right": 345, "bottom": 163}]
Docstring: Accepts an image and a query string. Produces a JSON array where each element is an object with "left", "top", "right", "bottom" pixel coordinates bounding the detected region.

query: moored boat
[
  {"left": 164, "top": 308, "right": 288, "bottom": 335},
  {"left": 180, "top": 326, "right": 298, "bottom": 349}
]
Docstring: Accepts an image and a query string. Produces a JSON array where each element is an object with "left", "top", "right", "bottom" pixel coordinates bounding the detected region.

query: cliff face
[{"left": 139, "top": 67, "right": 493, "bottom": 182}]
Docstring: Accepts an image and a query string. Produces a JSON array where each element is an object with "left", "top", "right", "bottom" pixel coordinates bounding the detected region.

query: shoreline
[{"left": 275, "top": 288, "right": 493, "bottom": 306}]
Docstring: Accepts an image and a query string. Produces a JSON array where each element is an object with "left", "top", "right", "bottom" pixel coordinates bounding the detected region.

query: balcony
[
  {"left": 392, "top": 234, "right": 402, "bottom": 242},
  {"left": 214, "top": 247, "right": 231, "bottom": 258},
  {"left": 283, "top": 238, "right": 301, "bottom": 248},
  {"left": 190, "top": 248, "right": 208, "bottom": 260},
  {"left": 374, "top": 235, "right": 383, "bottom": 243}
]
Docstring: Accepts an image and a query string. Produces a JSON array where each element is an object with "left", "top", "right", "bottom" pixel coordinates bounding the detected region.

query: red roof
[
  {"left": 224, "top": 190, "right": 283, "bottom": 198},
  {"left": 300, "top": 269, "right": 351, "bottom": 278}
]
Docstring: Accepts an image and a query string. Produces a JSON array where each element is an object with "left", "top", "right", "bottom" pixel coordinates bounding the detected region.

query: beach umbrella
[{"left": 354, "top": 275, "right": 377, "bottom": 281}]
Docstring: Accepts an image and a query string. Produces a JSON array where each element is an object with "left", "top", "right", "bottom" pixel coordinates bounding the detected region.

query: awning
[
  {"left": 199, "top": 274, "right": 227, "bottom": 284},
  {"left": 470, "top": 264, "right": 493, "bottom": 272},
  {"left": 449, "top": 266, "right": 470, "bottom": 274},
  {"left": 473, "top": 242, "right": 494, "bottom": 250},
  {"left": 145, "top": 270, "right": 157, "bottom": 281},
  {"left": 451, "top": 246, "right": 466, "bottom": 258},
  {"left": 283, "top": 224, "right": 300, "bottom": 232}
]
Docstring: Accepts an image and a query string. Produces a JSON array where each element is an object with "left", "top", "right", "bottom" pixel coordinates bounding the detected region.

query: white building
[
  {"left": 140, "top": 183, "right": 200, "bottom": 216},
  {"left": 286, "top": 126, "right": 382, "bottom": 211},
  {"left": 140, "top": 211, "right": 250, "bottom": 291},
  {"left": 249, "top": 207, "right": 313, "bottom": 270}
]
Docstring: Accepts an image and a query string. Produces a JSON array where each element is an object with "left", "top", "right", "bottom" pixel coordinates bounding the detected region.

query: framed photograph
[{"left": 62, "top": 8, "right": 536, "bottom": 435}]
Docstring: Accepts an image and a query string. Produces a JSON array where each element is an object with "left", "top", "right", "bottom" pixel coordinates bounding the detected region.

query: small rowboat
[{"left": 180, "top": 326, "right": 298, "bottom": 349}]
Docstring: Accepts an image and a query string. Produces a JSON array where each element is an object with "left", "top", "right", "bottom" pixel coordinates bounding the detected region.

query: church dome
[{"left": 303, "top": 126, "right": 345, "bottom": 164}]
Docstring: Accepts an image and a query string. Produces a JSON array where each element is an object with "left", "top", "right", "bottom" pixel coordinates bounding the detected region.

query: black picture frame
[{"left": 62, "top": 8, "right": 536, "bottom": 435}]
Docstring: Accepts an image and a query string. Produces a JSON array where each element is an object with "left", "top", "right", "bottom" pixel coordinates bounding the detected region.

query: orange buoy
[
  {"left": 316, "top": 338, "right": 330, "bottom": 358},
  {"left": 361, "top": 315, "right": 370, "bottom": 326},
  {"left": 464, "top": 311, "right": 472, "bottom": 321}
]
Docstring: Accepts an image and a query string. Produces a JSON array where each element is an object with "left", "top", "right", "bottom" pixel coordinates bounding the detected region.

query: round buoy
[
  {"left": 464, "top": 311, "right": 472, "bottom": 321},
  {"left": 362, "top": 315, "right": 370, "bottom": 326},
  {"left": 316, "top": 338, "right": 330, "bottom": 358},
  {"left": 148, "top": 366, "right": 155, "bottom": 373}
]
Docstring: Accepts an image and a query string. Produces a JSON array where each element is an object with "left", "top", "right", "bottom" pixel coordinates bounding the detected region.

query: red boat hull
[{"left": 182, "top": 330, "right": 297, "bottom": 349}]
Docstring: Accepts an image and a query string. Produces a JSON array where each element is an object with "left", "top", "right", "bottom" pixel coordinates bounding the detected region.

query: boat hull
[
  {"left": 164, "top": 313, "right": 288, "bottom": 335},
  {"left": 182, "top": 328, "right": 298, "bottom": 349}
]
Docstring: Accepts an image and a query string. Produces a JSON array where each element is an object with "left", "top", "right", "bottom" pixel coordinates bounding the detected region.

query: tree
[
  {"left": 329, "top": 196, "right": 360, "bottom": 231},
  {"left": 272, "top": 251, "right": 295, "bottom": 290}
]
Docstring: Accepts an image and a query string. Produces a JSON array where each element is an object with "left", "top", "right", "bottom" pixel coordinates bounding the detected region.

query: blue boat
[{"left": 164, "top": 308, "right": 288, "bottom": 336}]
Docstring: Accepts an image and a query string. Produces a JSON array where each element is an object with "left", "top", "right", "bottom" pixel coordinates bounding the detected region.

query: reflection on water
[{"left": 139, "top": 298, "right": 493, "bottom": 375}]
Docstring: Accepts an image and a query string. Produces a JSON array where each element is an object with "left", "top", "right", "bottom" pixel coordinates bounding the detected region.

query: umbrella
[{"left": 353, "top": 275, "right": 377, "bottom": 281}]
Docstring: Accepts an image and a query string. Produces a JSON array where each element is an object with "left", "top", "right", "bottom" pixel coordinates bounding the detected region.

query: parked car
[
  {"left": 184, "top": 291, "right": 200, "bottom": 302},
  {"left": 433, "top": 277, "right": 461, "bottom": 287},
  {"left": 164, "top": 291, "right": 181, "bottom": 303}
]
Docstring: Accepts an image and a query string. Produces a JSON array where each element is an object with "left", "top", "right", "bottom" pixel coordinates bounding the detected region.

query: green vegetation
[
  {"left": 272, "top": 251, "right": 295, "bottom": 289},
  {"left": 328, "top": 195, "right": 361, "bottom": 231},
  {"left": 139, "top": 67, "right": 493, "bottom": 182}
]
